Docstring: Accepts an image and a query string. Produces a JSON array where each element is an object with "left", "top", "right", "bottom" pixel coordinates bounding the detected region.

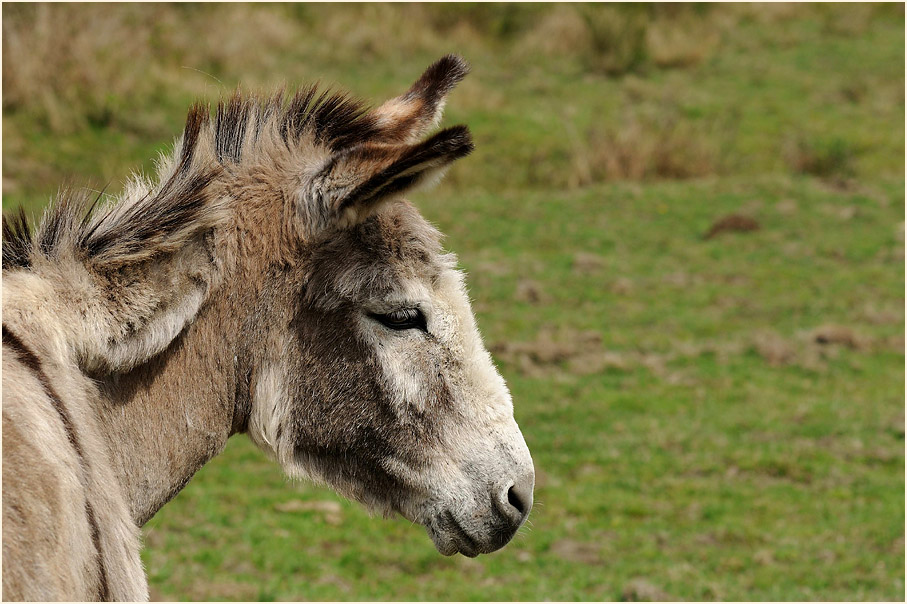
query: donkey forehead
[{"left": 302, "top": 201, "right": 455, "bottom": 307}]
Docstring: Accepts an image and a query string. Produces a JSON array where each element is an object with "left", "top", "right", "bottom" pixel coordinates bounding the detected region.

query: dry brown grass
[
  {"left": 750, "top": 325, "right": 902, "bottom": 372},
  {"left": 493, "top": 322, "right": 900, "bottom": 381},
  {"left": 4, "top": 3, "right": 894, "bottom": 138},
  {"left": 514, "top": 279, "right": 548, "bottom": 305},
  {"left": 490, "top": 327, "right": 625, "bottom": 379},
  {"left": 752, "top": 330, "right": 798, "bottom": 368},
  {"left": 621, "top": 578, "right": 675, "bottom": 602},
  {"left": 3, "top": 4, "right": 153, "bottom": 133},
  {"left": 514, "top": 5, "right": 593, "bottom": 58},
  {"left": 811, "top": 325, "right": 867, "bottom": 350},
  {"left": 646, "top": 11, "right": 720, "bottom": 70},
  {"left": 549, "top": 538, "right": 603, "bottom": 565},
  {"left": 3, "top": 3, "right": 899, "bottom": 199},
  {"left": 2, "top": 4, "right": 301, "bottom": 134},
  {"left": 2, "top": 4, "right": 463, "bottom": 137},
  {"left": 572, "top": 252, "right": 607, "bottom": 275},
  {"left": 785, "top": 135, "right": 858, "bottom": 181}
]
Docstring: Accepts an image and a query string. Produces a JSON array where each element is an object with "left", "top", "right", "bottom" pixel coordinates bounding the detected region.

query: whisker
[{"left": 181, "top": 65, "right": 226, "bottom": 88}]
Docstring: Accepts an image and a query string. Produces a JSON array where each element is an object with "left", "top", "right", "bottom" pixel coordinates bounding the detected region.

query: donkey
[{"left": 2, "top": 55, "right": 534, "bottom": 601}]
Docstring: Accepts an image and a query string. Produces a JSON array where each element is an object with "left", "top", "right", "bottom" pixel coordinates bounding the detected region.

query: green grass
[{"left": 3, "top": 4, "right": 904, "bottom": 601}]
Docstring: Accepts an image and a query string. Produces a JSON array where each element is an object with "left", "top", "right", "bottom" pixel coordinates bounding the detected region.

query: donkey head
[{"left": 245, "top": 56, "right": 534, "bottom": 556}]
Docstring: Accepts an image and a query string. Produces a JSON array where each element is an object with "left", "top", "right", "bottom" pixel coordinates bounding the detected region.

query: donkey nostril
[
  {"left": 505, "top": 471, "right": 533, "bottom": 519},
  {"left": 507, "top": 485, "right": 527, "bottom": 516},
  {"left": 496, "top": 472, "right": 534, "bottom": 528}
]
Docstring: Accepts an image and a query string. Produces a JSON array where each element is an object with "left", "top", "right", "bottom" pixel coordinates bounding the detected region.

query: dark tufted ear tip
[
  {"left": 370, "top": 55, "right": 472, "bottom": 146},
  {"left": 406, "top": 54, "right": 471, "bottom": 102},
  {"left": 429, "top": 125, "right": 475, "bottom": 159},
  {"left": 433, "top": 54, "right": 471, "bottom": 83}
]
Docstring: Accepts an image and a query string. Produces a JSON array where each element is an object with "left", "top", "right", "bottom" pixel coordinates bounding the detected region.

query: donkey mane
[
  {"left": 2, "top": 54, "right": 470, "bottom": 273},
  {"left": 2, "top": 104, "right": 221, "bottom": 272}
]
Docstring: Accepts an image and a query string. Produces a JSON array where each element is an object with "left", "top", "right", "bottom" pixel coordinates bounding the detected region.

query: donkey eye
[{"left": 370, "top": 308, "right": 427, "bottom": 332}]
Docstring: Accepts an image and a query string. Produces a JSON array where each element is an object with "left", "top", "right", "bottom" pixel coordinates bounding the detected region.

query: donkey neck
[
  {"left": 94, "top": 293, "right": 241, "bottom": 525},
  {"left": 94, "top": 243, "right": 286, "bottom": 527},
  {"left": 92, "top": 169, "right": 300, "bottom": 525}
]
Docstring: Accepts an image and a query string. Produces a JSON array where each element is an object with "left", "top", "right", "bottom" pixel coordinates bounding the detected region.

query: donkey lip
[
  {"left": 446, "top": 511, "right": 480, "bottom": 557},
  {"left": 432, "top": 510, "right": 481, "bottom": 557}
]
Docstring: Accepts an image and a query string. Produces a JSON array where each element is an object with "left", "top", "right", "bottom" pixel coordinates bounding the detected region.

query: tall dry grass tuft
[
  {"left": 580, "top": 5, "right": 650, "bottom": 76},
  {"left": 514, "top": 5, "right": 592, "bottom": 58},
  {"left": 567, "top": 103, "right": 719, "bottom": 187},
  {"left": 646, "top": 12, "right": 720, "bottom": 69},
  {"left": 4, "top": 3, "right": 892, "bottom": 198},
  {"left": 1, "top": 3, "right": 740, "bottom": 138}
]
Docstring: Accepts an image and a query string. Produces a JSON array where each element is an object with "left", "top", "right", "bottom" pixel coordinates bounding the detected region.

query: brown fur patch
[{"left": 302, "top": 202, "right": 448, "bottom": 310}]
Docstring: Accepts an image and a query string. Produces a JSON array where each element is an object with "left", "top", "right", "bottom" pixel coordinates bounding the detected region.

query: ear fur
[
  {"left": 305, "top": 125, "right": 473, "bottom": 234},
  {"left": 371, "top": 54, "right": 470, "bottom": 144},
  {"left": 78, "top": 233, "right": 220, "bottom": 374}
]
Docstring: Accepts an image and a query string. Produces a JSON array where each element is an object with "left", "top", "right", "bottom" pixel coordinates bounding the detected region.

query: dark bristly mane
[
  {"left": 2, "top": 206, "right": 32, "bottom": 270},
  {"left": 2, "top": 102, "right": 219, "bottom": 271},
  {"left": 279, "top": 86, "right": 379, "bottom": 151},
  {"left": 1, "top": 83, "right": 382, "bottom": 273}
]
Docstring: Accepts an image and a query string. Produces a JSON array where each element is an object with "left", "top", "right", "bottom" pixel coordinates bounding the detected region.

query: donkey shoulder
[{"left": 2, "top": 327, "right": 148, "bottom": 601}]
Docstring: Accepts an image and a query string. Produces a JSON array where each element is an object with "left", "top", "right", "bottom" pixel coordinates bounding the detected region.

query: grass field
[{"left": 3, "top": 4, "right": 904, "bottom": 601}]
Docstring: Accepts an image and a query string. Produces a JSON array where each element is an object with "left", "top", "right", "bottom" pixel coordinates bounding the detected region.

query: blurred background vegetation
[{"left": 3, "top": 3, "right": 904, "bottom": 601}]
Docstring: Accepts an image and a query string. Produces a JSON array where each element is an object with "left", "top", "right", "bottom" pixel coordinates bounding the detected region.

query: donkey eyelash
[{"left": 369, "top": 308, "right": 427, "bottom": 332}]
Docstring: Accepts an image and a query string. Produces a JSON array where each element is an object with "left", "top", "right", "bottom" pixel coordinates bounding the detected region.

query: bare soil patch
[
  {"left": 573, "top": 252, "right": 607, "bottom": 274},
  {"left": 752, "top": 325, "right": 900, "bottom": 371},
  {"left": 515, "top": 279, "right": 548, "bottom": 305},
  {"left": 621, "top": 578, "right": 675, "bottom": 602},
  {"left": 274, "top": 500, "right": 343, "bottom": 525},
  {"left": 811, "top": 324, "right": 866, "bottom": 350},
  {"left": 703, "top": 213, "right": 760, "bottom": 239},
  {"left": 491, "top": 327, "right": 636, "bottom": 378},
  {"left": 550, "top": 538, "right": 602, "bottom": 565}
]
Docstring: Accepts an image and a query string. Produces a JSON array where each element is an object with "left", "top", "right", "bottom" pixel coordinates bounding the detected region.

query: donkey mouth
[
  {"left": 427, "top": 510, "right": 480, "bottom": 557},
  {"left": 426, "top": 509, "right": 519, "bottom": 558}
]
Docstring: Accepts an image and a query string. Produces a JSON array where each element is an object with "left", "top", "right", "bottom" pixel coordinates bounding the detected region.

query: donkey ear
[
  {"left": 78, "top": 238, "right": 218, "bottom": 375},
  {"left": 371, "top": 54, "right": 470, "bottom": 144},
  {"left": 305, "top": 125, "right": 473, "bottom": 233}
]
